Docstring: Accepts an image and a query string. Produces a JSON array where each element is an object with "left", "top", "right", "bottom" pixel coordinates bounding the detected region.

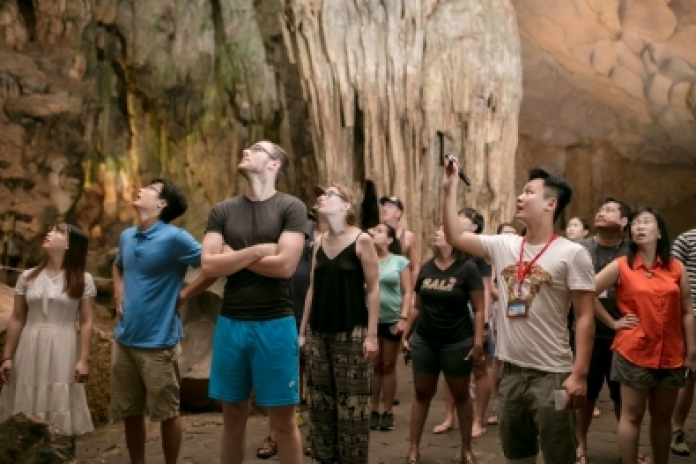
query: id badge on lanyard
[{"left": 506, "top": 234, "right": 557, "bottom": 319}]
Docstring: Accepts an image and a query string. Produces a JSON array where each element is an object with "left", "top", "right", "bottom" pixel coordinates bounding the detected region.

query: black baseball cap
[{"left": 379, "top": 196, "right": 404, "bottom": 211}]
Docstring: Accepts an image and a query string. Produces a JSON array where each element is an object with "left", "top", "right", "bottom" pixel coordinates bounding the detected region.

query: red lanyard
[{"left": 517, "top": 234, "right": 557, "bottom": 294}]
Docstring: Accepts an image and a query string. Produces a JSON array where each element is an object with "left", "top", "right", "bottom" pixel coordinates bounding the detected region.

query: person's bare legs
[
  {"left": 617, "top": 384, "right": 649, "bottom": 464},
  {"left": 381, "top": 339, "right": 401, "bottom": 413},
  {"left": 268, "top": 405, "right": 302, "bottom": 464},
  {"left": 434, "top": 380, "right": 456, "bottom": 432},
  {"left": 648, "top": 386, "right": 679, "bottom": 464},
  {"left": 408, "top": 375, "right": 439, "bottom": 460},
  {"left": 371, "top": 338, "right": 385, "bottom": 413},
  {"left": 672, "top": 378, "right": 694, "bottom": 431},
  {"left": 221, "top": 400, "right": 251, "bottom": 464},
  {"left": 576, "top": 400, "right": 596, "bottom": 459},
  {"left": 161, "top": 416, "right": 182, "bottom": 464},
  {"left": 124, "top": 415, "right": 147, "bottom": 464},
  {"left": 446, "top": 376, "right": 475, "bottom": 460},
  {"left": 471, "top": 360, "right": 491, "bottom": 437},
  {"left": 487, "top": 357, "right": 501, "bottom": 424}
]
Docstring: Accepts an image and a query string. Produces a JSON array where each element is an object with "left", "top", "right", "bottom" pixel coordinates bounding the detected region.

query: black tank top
[{"left": 310, "top": 233, "right": 367, "bottom": 333}]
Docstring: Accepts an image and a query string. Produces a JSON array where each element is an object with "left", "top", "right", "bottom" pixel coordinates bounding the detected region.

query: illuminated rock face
[
  {"left": 282, "top": 0, "right": 522, "bottom": 240},
  {"left": 513, "top": 0, "right": 696, "bottom": 232},
  {"left": 1, "top": 0, "right": 694, "bottom": 271}
]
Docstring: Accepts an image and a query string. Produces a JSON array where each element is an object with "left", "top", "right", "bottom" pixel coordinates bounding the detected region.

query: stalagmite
[{"left": 282, "top": 0, "right": 523, "bottom": 239}]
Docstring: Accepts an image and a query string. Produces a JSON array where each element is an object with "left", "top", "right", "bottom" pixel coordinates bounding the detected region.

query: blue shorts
[{"left": 209, "top": 315, "right": 299, "bottom": 407}]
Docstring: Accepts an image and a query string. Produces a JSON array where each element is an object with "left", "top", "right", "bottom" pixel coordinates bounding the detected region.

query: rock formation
[
  {"left": 513, "top": 0, "right": 696, "bottom": 230},
  {"left": 282, "top": 0, "right": 522, "bottom": 239},
  {"left": 0, "top": 0, "right": 694, "bottom": 270},
  {"left": 0, "top": 413, "right": 75, "bottom": 463}
]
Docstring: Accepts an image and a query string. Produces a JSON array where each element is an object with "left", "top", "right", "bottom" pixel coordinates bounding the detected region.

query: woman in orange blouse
[{"left": 594, "top": 207, "right": 696, "bottom": 464}]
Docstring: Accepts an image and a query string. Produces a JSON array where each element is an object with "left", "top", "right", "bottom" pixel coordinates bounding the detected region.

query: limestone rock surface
[
  {"left": 0, "top": 413, "right": 75, "bottom": 463},
  {"left": 514, "top": 0, "right": 696, "bottom": 230}
]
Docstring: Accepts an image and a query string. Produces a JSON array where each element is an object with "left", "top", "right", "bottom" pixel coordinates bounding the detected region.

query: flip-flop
[
  {"left": 471, "top": 427, "right": 487, "bottom": 439},
  {"left": 486, "top": 416, "right": 498, "bottom": 425},
  {"left": 575, "top": 456, "right": 588, "bottom": 464},
  {"left": 433, "top": 423, "right": 454, "bottom": 434},
  {"left": 637, "top": 454, "right": 652, "bottom": 464}
]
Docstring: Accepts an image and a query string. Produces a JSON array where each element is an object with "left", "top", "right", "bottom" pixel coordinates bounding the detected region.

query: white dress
[{"left": 0, "top": 269, "right": 95, "bottom": 435}]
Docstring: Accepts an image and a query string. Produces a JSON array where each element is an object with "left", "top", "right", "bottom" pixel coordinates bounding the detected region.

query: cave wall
[
  {"left": 513, "top": 0, "right": 696, "bottom": 234},
  {"left": 1, "top": 0, "right": 696, "bottom": 276},
  {"left": 0, "top": 0, "right": 315, "bottom": 274}
]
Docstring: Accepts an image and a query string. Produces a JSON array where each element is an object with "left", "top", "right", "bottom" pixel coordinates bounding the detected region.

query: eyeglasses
[
  {"left": 597, "top": 206, "right": 619, "bottom": 214},
  {"left": 323, "top": 190, "right": 348, "bottom": 201},
  {"left": 630, "top": 218, "right": 656, "bottom": 228},
  {"left": 248, "top": 144, "right": 278, "bottom": 160}
]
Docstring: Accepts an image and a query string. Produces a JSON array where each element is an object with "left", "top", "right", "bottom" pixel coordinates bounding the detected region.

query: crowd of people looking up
[{"left": 0, "top": 140, "right": 694, "bottom": 464}]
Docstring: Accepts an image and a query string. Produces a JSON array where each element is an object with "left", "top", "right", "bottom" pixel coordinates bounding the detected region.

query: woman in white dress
[{"left": 0, "top": 222, "right": 95, "bottom": 436}]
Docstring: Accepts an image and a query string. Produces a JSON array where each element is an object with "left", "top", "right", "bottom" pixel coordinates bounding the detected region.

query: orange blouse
[{"left": 611, "top": 255, "right": 684, "bottom": 369}]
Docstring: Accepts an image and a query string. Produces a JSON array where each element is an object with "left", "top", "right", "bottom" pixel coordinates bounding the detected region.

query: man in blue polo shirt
[{"left": 111, "top": 178, "right": 215, "bottom": 464}]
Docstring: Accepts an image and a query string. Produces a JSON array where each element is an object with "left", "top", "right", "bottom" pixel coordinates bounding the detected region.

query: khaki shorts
[
  {"left": 110, "top": 341, "right": 181, "bottom": 422},
  {"left": 496, "top": 362, "right": 576, "bottom": 463}
]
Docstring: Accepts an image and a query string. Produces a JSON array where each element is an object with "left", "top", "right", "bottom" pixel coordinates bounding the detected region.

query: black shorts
[
  {"left": 587, "top": 338, "right": 621, "bottom": 403},
  {"left": 410, "top": 332, "right": 473, "bottom": 379},
  {"left": 377, "top": 322, "right": 402, "bottom": 342}
]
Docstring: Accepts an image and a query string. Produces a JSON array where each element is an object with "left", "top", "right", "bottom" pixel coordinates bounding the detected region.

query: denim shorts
[
  {"left": 209, "top": 315, "right": 299, "bottom": 407},
  {"left": 409, "top": 332, "right": 473, "bottom": 378}
]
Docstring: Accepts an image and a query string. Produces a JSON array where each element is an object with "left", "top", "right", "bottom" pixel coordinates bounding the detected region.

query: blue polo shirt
[{"left": 114, "top": 221, "right": 201, "bottom": 348}]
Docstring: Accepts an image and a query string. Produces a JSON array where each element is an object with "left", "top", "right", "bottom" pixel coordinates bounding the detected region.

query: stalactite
[{"left": 282, "top": 0, "right": 522, "bottom": 239}]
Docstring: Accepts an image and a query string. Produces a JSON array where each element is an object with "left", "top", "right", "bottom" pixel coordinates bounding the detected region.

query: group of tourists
[{"left": 0, "top": 140, "right": 694, "bottom": 464}]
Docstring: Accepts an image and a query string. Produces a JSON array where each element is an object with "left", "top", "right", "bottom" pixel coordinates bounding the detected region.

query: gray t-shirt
[{"left": 206, "top": 192, "right": 307, "bottom": 320}]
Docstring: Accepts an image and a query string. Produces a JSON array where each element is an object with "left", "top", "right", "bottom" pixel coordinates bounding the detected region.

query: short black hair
[
  {"left": 496, "top": 222, "right": 518, "bottom": 234},
  {"left": 627, "top": 207, "right": 672, "bottom": 270},
  {"left": 570, "top": 217, "right": 590, "bottom": 231},
  {"left": 150, "top": 178, "right": 188, "bottom": 223},
  {"left": 458, "top": 207, "right": 484, "bottom": 234},
  {"left": 528, "top": 167, "right": 573, "bottom": 223},
  {"left": 601, "top": 197, "right": 631, "bottom": 220}
]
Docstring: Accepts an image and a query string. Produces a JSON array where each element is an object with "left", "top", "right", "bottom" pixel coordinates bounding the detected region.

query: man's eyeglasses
[{"left": 248, "top": 144, "right": 278, "bottom": 160}]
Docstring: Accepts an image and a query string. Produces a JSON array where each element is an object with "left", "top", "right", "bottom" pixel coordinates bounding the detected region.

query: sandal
[
  {"left": 637, "top": 454, "right": 651, "bottom": 464},
  {"left": 471, "top": 427, "right": 487, "bottom": 438},
  {"left": 406, "top": 455, "right": 419, "bottom": 463},
  {"left": 462, "top": 455, "right": 478, "bottom": 463},
  {"left": 433, "top": 422, "right": 454, "bottom": 434},
  {"left": 256, "top": 436, "right": 277, "bottom": 459},
  {"left": 486, "top": 415, "right": 498, "bottom": 425},
  {"left": 576, "top": 456, "right": 588, "bottom": 464}
]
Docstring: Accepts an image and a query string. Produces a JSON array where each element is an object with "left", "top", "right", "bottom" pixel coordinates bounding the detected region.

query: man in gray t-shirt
[{"left": 202, "top": 141, "right": 306, "bottom": 464}]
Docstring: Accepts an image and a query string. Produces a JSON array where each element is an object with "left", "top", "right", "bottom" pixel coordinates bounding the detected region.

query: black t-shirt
[
  {"left": 580, "top": 237, "right": 629, "bottom": 340},
  {"left": 415, "top": 259, "right": 484, "bottom": 343},
  {"left": 206, "top": 192, "right": 307, "bottom": 320}
]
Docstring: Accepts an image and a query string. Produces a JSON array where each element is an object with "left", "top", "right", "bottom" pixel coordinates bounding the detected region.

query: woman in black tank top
[{"left": 299, "top": 183, "right": 379, "bottom": 464}]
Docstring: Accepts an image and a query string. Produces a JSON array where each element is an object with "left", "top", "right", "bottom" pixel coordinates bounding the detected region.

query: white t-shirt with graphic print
[{"left": 480, "top": 234, "right": 595, "bottom": 373}]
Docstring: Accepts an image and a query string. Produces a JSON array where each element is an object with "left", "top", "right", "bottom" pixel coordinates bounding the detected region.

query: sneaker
[
  {"left": 671, "top": 429, "right": 691, "bottom": 456},
  {"left": 381, "top": 412, "right": 395, "bottom": 430},
  {"left": 370, "top": 411, "right": 381, "bottom": 430}
]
